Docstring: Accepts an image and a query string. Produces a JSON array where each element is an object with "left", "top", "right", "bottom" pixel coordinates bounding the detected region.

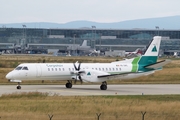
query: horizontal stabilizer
[{"left": 144, "top": 59, "right": 171, "bottom": 69}]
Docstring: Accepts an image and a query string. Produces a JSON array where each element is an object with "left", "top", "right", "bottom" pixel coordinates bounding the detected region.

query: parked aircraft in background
[
  {"left": 173, "top": 52, "right": 179, "bottom": 57},
  {"left": 6, "top": 36, "right": 170, "bottom": 90},
  {"left": 88, "top": 49, "right": 100, "bottom": 56},
  {"left": 66, "top": 40, "right": 101, "bottom": 56},
  {"left": 125, "top": 48, "right": 143, "bottom": 58}
]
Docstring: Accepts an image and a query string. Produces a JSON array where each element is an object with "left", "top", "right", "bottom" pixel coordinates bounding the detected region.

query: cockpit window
[
  {"left": 22, "top": 67, "right": 28, "bottom": 70},
  {"left": 15, "top": 66, "right": 23, "bottom": 70}
]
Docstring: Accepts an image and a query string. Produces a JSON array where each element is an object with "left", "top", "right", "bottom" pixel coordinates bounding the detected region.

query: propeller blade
[
  {"left": 78, "top": 75, "right": 83, "bottom": 84},
  {"left": 74, "top": 78, "right": 77, "bottom": 84},
  {"left": 77, "top": 63, "right": 81, "bottom": 71},
  {"left": 73, "top": 63, "right": 78, "bottom": 71},
  {"left": 79, "top": 71, "right": 85, "bottom": 74},
  {"left": 72, "top": 62, "right": 83, "bottom": 84},
  {"left": 74, "top": 74, "right": 78, "bottom": 84}
]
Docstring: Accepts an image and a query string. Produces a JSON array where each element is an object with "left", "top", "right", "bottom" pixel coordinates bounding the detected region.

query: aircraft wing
[
  {"left": 97, "top": 71, "right": 155, "bottom": 80},
  {"left": 97, "top": 72, "right": 133, "bottom": 78},
  {"left": 144, "top": 59, "right": 171, "bottom": 69}
]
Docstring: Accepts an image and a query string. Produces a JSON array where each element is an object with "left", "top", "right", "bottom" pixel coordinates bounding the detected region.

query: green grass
[
  {"left": 103, "top": 95, "right": 180, "bottom": 101},
  {"left": 0, "top": 91, "right": 48, "bottom": 99},
  {"left": 0, "top": 92, "right": 180, "bottom": 120},
  {"left": 2, "top": 92, "right": 180, "bottom": 101}
]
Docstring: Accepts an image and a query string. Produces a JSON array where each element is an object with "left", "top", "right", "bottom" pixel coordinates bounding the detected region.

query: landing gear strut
[
  {"left": 17, "top": 82, "right": 21, "bottom": 89},
  {"left": 65, "top": 80, "right": 72, "bottom": 88},
  {"left": 100, "top": 81, "right": 107, "bottom": 90}
]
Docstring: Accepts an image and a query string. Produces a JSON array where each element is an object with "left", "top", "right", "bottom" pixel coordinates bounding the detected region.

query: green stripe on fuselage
[{"left": 131, "top": 57, "right": 140, "bottom": 72}]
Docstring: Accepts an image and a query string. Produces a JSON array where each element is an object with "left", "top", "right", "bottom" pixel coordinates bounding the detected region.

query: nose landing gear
[
  {"left": 17, "top": 82, "right": 21, "bottom": 89},
  {"left": 8, "top": 80, "right": 22, "bottom": 89}
]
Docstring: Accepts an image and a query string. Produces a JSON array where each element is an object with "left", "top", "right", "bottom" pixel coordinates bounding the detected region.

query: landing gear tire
[
  {"left": 17, "top": 86, "right": 21, "bottom": 89},
  {"left": 100, "top": 84, "right": 107, "bottom": 90},
  {"left": 100, "top": 81, "right": 107, "bottom": 90},
  {"left": 66, "top": 82, "right": 72, "bottom": 88},
  {"left": 16, "top": 82, "right": 21, "bottom": 89}
]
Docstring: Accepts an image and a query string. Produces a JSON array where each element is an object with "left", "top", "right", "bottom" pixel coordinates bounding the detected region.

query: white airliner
[
  {"left": 125, "top": 48, "right": 142, "bottom": 57},
  {"left": 6, "top": 36, "right": 170, "bottom": 90}
]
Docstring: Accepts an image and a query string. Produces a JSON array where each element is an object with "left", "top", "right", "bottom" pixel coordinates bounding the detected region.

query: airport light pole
[
  {"left": 155, "top": 26, "right": 159, "bottom": 36},
  {"left": 100, "top": 33, "right": 102, "bottom": 51},
  {"left": 22, "top": 24, "right": 26, "bottom": 53},
  {"left": 92, "top": 26, "right": 96, "bottom": 49},
  {"left": 22, "top": 24, "right": 26, "bottom": 40},
  {"left": 73, "top": 34, "right": 76, "bottom": 56}
]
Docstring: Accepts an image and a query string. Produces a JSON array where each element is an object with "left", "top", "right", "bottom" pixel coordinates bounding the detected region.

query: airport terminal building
[{"left": 0, "top": 27, "right": 180, "bottom": 55}]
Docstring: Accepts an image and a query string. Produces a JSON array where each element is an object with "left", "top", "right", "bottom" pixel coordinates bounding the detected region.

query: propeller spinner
[{"left": 71, "top": 62, "right": 84, "bottom": 84}]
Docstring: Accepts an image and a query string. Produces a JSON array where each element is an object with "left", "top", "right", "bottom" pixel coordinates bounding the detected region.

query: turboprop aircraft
[{"left": 6, "top": 36, "right": 170, "bottom": 90}]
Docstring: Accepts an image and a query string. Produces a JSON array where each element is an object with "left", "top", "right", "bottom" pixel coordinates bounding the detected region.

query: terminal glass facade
[{"left": 0, "top": 28, "right": 180, "bottom": 53}]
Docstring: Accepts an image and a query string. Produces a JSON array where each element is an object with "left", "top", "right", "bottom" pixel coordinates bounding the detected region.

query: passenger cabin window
[
  {"left": 15, "top": 67, "right": 22, "bottom": 70},
  {"left": 22, "top": 67, "right": 28, "bottom": 70}
]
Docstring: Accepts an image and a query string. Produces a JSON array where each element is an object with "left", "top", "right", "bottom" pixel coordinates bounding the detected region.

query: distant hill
[{"left": 0, "top": 16, "right": 180, "bottom": 29}]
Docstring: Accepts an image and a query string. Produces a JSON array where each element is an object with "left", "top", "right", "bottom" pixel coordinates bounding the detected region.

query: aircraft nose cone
[{"left": 6, "top": 72, "right": 13, "bottom": 80}]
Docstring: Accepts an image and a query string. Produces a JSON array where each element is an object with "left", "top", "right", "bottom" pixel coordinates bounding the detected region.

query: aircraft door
[{"left": 36, "top": 65, "right": 42, "bottom": 77}]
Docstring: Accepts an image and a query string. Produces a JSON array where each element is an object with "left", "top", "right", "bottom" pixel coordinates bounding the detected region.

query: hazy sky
[{"left": 1, "top": 0, "right": 180, "bottom": 23}]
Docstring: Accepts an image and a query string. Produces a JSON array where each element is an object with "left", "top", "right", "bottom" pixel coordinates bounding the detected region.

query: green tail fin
[{"left": 131, "top": 36, "right": 162, "bottom": 71}]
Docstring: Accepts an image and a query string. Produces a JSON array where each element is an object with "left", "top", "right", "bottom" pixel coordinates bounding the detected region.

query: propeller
[
  {"left": 73, "top": 62, "right": 81, "bottom": 71},
  {"left": 71, "top": 61, "right": 84, "bottom": 84}
]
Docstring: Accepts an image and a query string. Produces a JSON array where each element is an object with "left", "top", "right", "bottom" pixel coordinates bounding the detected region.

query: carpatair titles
[{"left": 46, "top": 64, "right": 63, "bottom": 67}]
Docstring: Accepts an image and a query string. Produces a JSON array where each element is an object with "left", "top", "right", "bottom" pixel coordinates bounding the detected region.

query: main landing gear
[
  {"left": 100, "top": 81, "right": 107, "bottom": 90},
  {"left": 65, "top": 80, "right": 108, "bottom": 90},
  {"left": 65, "top": 80, "right": 72, "bottom": 88}
]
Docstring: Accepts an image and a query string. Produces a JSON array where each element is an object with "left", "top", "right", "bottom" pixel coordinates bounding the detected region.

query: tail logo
[{"left": 152, "top": 45, "right": 157, "bottom": 52}]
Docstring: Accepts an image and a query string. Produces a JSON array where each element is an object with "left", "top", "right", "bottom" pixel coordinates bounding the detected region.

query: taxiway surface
[{"left": 0, "top": 84, "right": 180, "bottom": 96}]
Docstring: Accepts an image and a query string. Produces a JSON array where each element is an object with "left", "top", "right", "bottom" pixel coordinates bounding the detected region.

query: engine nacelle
[{"left": 81, "top": 69, "right": 110, "bottom": 83}]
